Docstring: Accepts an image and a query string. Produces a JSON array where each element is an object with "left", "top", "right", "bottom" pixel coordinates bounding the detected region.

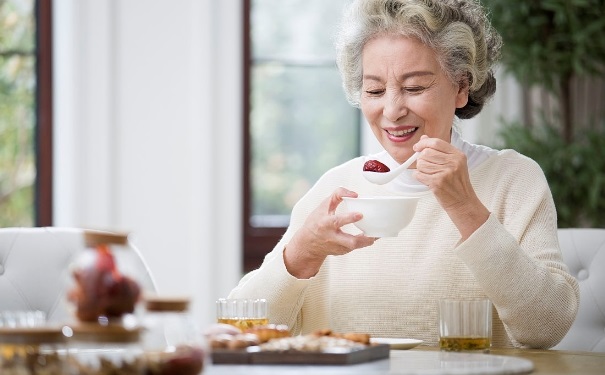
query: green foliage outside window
[
  {"left": 0, "top": 0, "right": 36, "bottom": 226},
  {"left": 482, "top": 0, "right": 605, "bottom": 228},
  {"left": 482, "top": 0, "right": 605, "bottom": 141},
  {"left": 250, "top": 0, "right": 359, "bottom": 226},
  {"left": 483, "top": 0, "right": 605, "bottom": 91},
  {"left": 498, "top": 121, "right": 605, "bottom": 228}
]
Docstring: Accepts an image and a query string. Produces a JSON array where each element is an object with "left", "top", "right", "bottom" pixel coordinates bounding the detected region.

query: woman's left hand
[{"left": 412, "top": 135, "right": 490, "bottom": 240}]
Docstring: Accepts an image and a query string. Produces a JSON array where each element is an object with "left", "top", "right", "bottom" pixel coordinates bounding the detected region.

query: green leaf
[{"left": 495, "top": 121, "right": 605, "bottom": 228}]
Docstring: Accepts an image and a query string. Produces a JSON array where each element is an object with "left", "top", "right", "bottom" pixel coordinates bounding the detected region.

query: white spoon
[{"left": 362, "top": 152, "right": 419, "bottom": 185}]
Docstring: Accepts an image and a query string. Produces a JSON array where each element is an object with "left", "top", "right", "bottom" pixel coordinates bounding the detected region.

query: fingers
[
  {"left": 412, "top": 135, "right": 465, "bottom": 175},
  {"left": 414, "top": 136, "right": 454, "bottom": 158},
  {"left": 327, "top": 187, "right": 358, "bottom": 214},
  {"left": 411, "top": 136, "right": 475, "bottom": 212},
  {"left": 326, "top": 231, "right": 377, "bottom": 256},
  {"left": 285, "top": 187, "right": 379, "bottom": 277},
  {"left": 347, "top": 233, "right": 377, "bottom": 249},
  {"left": 319, "top": 200, "right": 361, "bottom": 233},
  {"left": 412, "top": 134, "right": 435, "bottom": 152},
  {"left": 302, "top": 187, "right": 376, "bottom": 256}
]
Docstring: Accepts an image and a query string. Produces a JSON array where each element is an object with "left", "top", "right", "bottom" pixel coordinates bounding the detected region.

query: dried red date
[
  {"left": 149, "top": 345, "right": 205, "bottom": 375},
  {"left": 68, "top": 244, "right": 141, "bottom": 322},
  {"left": 363, "top": 160, "right": 390, "bottom": 173}
]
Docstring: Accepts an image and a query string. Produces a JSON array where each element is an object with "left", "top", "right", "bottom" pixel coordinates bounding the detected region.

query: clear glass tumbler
[
  {"left": 438, "top": 298, "right": 492, "bottom": 353},
  {"left": 215, "top": 298, "right": 268, "bottom": 330}
]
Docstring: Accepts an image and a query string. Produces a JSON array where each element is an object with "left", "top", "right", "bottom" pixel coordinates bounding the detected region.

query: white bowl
[{"left": 342, "top": 196, "right": 419, "bottom": 237}]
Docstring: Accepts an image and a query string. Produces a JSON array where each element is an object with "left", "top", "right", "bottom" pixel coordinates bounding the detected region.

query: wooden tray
[{"left": 211, "top": 343, "right": 390, "bottom": 365}]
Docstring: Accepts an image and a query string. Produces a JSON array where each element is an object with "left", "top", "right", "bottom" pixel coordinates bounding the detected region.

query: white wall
[{"left": 53, "top": 0, "right": 242, "bottom": 327}]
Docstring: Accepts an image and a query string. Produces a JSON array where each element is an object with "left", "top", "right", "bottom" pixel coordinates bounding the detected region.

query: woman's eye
[
  {"left": 405, "top": 86, "right": 426, "bottom": 94},
  {"left": 365, "top": 89, "right": 384, "bottom": 96}
]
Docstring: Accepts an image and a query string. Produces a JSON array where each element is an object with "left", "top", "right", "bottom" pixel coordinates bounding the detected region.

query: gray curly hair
[{"left": 335, "top": 0, "right": 502, "bottom": 119}]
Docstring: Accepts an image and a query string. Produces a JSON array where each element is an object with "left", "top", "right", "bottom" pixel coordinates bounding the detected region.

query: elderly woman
[{"left": 229, "top": 0, "right": 579, "bottom": 349}]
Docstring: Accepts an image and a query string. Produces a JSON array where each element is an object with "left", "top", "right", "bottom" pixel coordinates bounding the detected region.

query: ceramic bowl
[{"left": 342, "top": 196, "right": 419, "bottom": 237}]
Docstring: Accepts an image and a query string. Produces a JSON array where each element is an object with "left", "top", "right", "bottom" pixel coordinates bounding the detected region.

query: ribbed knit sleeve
[
  {"left": 456, "top": 151, "right": 579, "bottom": 348},
  {"left": 228, "top": 244, "right": 311, "bottom": 329}
]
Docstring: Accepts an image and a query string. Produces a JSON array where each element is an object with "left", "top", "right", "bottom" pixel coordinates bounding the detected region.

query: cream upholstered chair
[
  {"left": 0, "top": 227, "right": 157, "bottom": 324},
  {"left": 552, "top": 228, "right": 605, "bottom": 352}
]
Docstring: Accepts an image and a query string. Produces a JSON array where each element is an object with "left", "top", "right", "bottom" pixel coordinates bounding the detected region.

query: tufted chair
[
  {"left": 0, "top": 227, "right": 157, "bottom": 325},
  {"left": 552, "top": 228, "right": 605, "bottom": 352}
]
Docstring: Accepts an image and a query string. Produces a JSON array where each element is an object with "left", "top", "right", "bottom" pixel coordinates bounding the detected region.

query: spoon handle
[{"left": 397, "top": 152, "right": 419, "bottom": 171}]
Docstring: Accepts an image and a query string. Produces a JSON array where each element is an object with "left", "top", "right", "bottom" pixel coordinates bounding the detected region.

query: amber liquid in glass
[
  {"left": 217, "top": 317, "right": 269, "bottom": 330},
  {"left": 439, "top": 337, "right": 491, "bottom": 352}
]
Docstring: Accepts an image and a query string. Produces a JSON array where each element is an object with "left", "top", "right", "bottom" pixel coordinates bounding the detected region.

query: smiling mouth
[{"left": 386, "top": 128, "right": 418, "bottom": 137}]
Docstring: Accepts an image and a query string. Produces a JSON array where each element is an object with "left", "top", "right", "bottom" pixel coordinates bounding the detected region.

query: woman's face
[{"left": 360, "top": 34, "right": 468, "bottom": 164}]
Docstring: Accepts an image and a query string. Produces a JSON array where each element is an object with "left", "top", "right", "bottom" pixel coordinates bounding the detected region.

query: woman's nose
[{"left": 382, "top": 92, "right": 408, "bottom": 122}]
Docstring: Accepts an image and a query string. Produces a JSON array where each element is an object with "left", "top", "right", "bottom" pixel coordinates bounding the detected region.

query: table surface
[{"left": 205, "top": 346, "right": 605, "bottom": 375}]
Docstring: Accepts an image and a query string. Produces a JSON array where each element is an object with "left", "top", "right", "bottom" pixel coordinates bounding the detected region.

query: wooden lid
[
  {"left": 83, "top": 230, "right": 129, "bottom": 247},
  {"left": 145, "top": 296, "right": 190, "bottom": 312},
  {"left": 0, "top": 327, "right": 67, "bottom": 344},
  {"left": 66, "top": 323, "right": 142, "bottom": 343}
]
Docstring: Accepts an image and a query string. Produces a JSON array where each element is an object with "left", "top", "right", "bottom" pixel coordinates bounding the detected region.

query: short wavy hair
[{"left": 335, "top": 0, "right": 502, "bottom": 119}]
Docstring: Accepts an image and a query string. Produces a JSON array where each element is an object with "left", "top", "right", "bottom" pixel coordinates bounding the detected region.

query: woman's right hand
[{"left": 283, "top": 187, "right": 377, "bottom": 279}]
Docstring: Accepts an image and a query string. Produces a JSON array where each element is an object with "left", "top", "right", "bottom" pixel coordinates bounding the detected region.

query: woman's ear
[{"left": 455, "top": 77, "right": 470, "bottom": 109}]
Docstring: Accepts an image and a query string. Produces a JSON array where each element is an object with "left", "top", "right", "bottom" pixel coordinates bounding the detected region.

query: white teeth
[{"left": 388, "top": 128, "right": 417, "bottom": 136}]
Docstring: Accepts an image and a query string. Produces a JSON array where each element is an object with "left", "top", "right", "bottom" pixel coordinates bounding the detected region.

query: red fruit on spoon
[
  {"left": 363, "top": 160, "right": 390, "bottom": 173},
  {"left": 362, "top": 152, "right": 420, "bottom": 185}
]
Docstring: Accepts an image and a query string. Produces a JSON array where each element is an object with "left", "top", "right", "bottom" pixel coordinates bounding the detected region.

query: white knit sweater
[{"left": 230, "top": 148, "right": 579, "bottom": 349}]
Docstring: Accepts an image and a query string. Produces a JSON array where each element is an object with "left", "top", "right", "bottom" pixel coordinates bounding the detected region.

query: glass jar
[
  {"left": 142, "top": 296, "right": 206, "bottom": 375},
  {"left": 66, "top": 323, "right": 145, "bottom": 375},
  {"left": 0, "top": 310, "right": 47, "bottom": 327},
  {"left": 0, "top": 326, "right": 68, "bottom": 374},
  {"left": 66, "top": 230, "right": 149, "bottom": 325}
]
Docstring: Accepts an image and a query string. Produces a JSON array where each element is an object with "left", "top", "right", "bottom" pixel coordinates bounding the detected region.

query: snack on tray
[
  {"left": 207, "top": 325, "right": 372, "bottom": 353},
  {"left": 310, "top": 329, "right": 371, "bottom": 345},
  {"left": 259, "top": 335, "right": 366, "bottom": 352},
  {"left": 243, "top": 324, "right": 291, "bottom": 343},
  {"left": 206, "top": 323, "right": 291, "bottom": 349},
  {"left": 203, "top": 323, "right": 242, "bottom": 337},
  {"left": 226, "top": 333, "right": 261, "bottom": 350},
  {"left": 208, "top": 333, "right": 260, "bottom": 350}
]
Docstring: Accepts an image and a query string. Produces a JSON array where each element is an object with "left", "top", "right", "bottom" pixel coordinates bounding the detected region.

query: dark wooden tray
[{"left": 211, "top": 343, "right": 390, "bottom": 365}]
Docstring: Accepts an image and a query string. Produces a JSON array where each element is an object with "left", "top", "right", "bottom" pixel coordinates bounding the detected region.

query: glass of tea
[
  {"left": 438, "top": 298, "right": 492, "bottom": 353},
  {"left": 216, "top": 298, "right": 268, "bottom": 330}
]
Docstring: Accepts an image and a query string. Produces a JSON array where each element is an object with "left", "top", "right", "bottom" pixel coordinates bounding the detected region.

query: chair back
[
  {"left": 0, "top": 227, "right": 157, "bottom": 324},
  {"left": 553, "top": 228, "right": 605, "bottom": 352}
]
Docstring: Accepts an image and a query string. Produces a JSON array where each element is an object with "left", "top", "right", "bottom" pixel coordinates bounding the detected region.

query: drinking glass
[
  {"left": 216, "top": 298, "right": 268, "bottom": 330},
  {"left": 0, "top": 310, "right": 46, "bottom": 327},
  {"left": 438, "top": 298, "right": 492, "bottom": 353}
]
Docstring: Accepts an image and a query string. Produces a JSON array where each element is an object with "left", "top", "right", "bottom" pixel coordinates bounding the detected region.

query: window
[
  {"left": 243, "top": 0, "right": 360, "bottom": 272},
  {"left": 0, "top": 0, "right": 52, "bottom": 226}
]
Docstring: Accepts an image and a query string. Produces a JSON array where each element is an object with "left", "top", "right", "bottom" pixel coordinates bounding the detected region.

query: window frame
[
  {"left": 242, "top": 0, "right": 285, "bottom": 273},
  {"left": 242, "top": 0, "right": 365, "bottom": 273},
  {"left": 35, "top": 0, "right": 53, "bottom": 226}
]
